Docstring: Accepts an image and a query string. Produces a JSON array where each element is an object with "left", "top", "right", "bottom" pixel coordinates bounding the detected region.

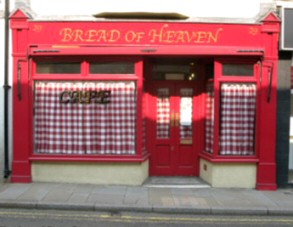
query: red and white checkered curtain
[
  {"left": 34, "top": 81, "right": 136, "bottom": 155},
  {"left": 220, "top": 83, "right": 256, "bottom": 155},
  {"left": 156, "top": 88, "right": 170, "bottom": 139},
  {"left": 205, "top": 82, "right": 214, "bottom": 153}
]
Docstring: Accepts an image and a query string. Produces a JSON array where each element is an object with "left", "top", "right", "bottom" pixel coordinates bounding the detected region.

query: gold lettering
[
  {"left": 148, "top": 24, "right": 168, "bottom": 43},
  {"left": 174, "top": 31, "right": 185, "bottom": 43},
  {"left": 59, "top": 27, "right": 222, "bottom": 44},
  {"left": 125, "top": 31, "right": 135, "bottom": 42},
  {"left": 59, "top": 91, "right": 70, "bottom": 103},
  {"left": 80, "top": 91, "right": 91, "bottom": 104},
  {"left": 195, "top": 32, "right": 208, "bottom": 43},
  {"left": 207, "top": 28, "right": 223, "bottom": 43},
  {"left": 100, "top": 90, "right": 111, "bottom": 104},
  {"left": 85, "top": 29, "right": 98, "bottom": 42},
  {"left": 185, "top": 31, "right": 197, "bottom": 43},
  {"left": 60, "top": 90, "right": 111, "bottom": 104},
  {"left": 73, "top": 29, "right": 85, "bottom": 42},
  {"left": 60, "top": 28, "right": 73, "bottom": 42},
  {"left": 70, "top": 91, "right": 79, "bottom": 103},
  {"left": 108, "top": 30, "right": 121, "bottom": 42},
  {"left": 135, "top": 32, "right": 145, "bottom": 43},
  {"left": 164, "top": 31, "right": 175, "bottom": 43},
  {"left": 96, "top": 30, "right": 107, "bottom": 42}
]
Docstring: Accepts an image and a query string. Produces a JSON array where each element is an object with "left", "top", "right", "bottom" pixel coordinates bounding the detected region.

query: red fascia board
[{"left": 28, "top": 45, "right": 265, "bottom": 56}]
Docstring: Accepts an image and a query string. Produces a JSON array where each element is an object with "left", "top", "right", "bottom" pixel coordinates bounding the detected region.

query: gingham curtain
[
  {"left": 157, "top": 88, "right": 170, "bottom": 139},
  {"left": 220, "top": 83, "right": 256, "bottom": 155},
  {"left": 34, "top": 81, "right": 136, "bottom": 155},
  {"left": 205, "top": 82, "right": 214, "bottom": 153}
]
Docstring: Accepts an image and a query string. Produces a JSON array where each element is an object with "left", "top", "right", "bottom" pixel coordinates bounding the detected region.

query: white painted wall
[{"left": 29, "top": 0, "right": 273, "bottom": 18}]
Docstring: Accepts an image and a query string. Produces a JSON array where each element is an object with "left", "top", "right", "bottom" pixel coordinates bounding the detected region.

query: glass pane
[
  {"left": 180, "top": 88, "right": 193, "bottom": 144},
  {"left": 220, "top": 83, "right": 256, "bottom": 155},
  {"left": 156, "top": 88, "right": 170, "bottom": 139},
  {"left": 34, "top": 81, "right": 136, "bottom": 155},
  {"left": 36, "top": 62, "right": 81, "bottom": 74},
  {"left": 152, "top": 61, "right": 197, "bottom": 81},
  {"left": 223, "top": 64, "right": 254, "bottom": 76},
  {"left": 90, "top": 62, "right": 135, "bottom": 74}
]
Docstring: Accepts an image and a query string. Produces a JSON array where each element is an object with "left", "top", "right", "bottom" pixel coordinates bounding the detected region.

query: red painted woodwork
[
  {"left": 147, "top": 82, "right": 198, "bottom": 176},
  {"left": 10, "top": 9, "right": 280, "bottom": 189}
]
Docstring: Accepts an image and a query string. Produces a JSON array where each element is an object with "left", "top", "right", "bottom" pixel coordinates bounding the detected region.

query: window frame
[
  {"left": 29, "top": 56, "right": 148, "bottom": 162},
  {"left": 201, "top": 58, "right": 260, "bottom": 162}
]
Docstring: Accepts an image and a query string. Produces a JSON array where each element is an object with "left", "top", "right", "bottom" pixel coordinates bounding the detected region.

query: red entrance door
[{"left": 148, "top": 81, "right": 197, "bottom": 176}]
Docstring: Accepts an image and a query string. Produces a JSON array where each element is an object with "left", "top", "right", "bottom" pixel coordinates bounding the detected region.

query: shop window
[
  {"left": 219, "top": 83, "right": 256, "bottom": 155},
  {"left": 205, "top": 82, "right": 214, "bottom": 153},
  {"left": 34, "top": 81, "right": 136, "bottom": 155},
  {"left": 36, "top": 62, "right": 81, "bottom": 74},
  {"left": 90, "top": 62, "right": 135, "bottom": 74},
  {"left": 222, "top": 64, "right": 254, "bottom": 76}
]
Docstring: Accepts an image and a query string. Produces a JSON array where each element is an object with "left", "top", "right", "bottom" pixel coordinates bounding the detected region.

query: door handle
[
  {"left": 175, "top": 113, "right": 180, "bottom": 127},
  {"left": 171, "top": 112, "right": 175, "bottom": 127}
]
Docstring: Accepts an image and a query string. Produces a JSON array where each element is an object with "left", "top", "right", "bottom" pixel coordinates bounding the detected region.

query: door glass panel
[
  {"left": 156, "top": 88, "right": 170, "bottom": 139},
  {"left": 180, "top": 88, "right": 193, "bottom": 144}
]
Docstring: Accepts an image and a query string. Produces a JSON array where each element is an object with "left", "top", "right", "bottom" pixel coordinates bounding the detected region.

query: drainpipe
[{"left": 3, "top": 0, "right": 11, "bottom": 179}]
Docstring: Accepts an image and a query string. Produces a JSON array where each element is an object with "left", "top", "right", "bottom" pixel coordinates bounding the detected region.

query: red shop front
[{"left": 10, "top": 9, "right": 280, "bottom": 190}]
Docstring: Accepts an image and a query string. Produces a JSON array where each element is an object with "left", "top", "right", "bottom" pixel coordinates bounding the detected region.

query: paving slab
[
  {"left": 17, "top": 183, "right": 56, "bottom": 201},
  {"left": 124, "top": 186, "right": 148, "bottom": 205},
  {"left": 42, "top": 185, "right": 75, "bottom": 203},
  {"left": 0, "top": 183, "right": 31, "bottom": 200},
  {"left": 68, "top": 193, "right": 90, "bottom": 204},
  {"left": 262, "top": 190, "right": 293, "bottom": 210},
  {"left": 148, "top": 188, "right": 174, "bottom": 207}
]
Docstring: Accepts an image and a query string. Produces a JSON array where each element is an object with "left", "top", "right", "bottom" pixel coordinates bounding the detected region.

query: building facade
[
  {"left": 2, "top": 0, "right": 293, "bottom": 189},
  {"left": 9, "top": 3, "right": 281, "bottom": 190}
]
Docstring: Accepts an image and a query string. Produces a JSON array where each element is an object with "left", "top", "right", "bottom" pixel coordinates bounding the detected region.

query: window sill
[
  {"left": 199, "top": 152, "right": 259, "bottom": 163},
  {"left": 29, "top": 153, "right": 150, "bottom": 163}
]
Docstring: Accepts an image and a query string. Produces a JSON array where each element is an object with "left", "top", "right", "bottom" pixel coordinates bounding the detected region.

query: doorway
[{"left": 147, "top": 81, "right": 198, "bottom": 176}]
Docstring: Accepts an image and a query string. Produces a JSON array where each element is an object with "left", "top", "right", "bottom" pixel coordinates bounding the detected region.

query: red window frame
[
  {"left": 200, "top": 58, "right": 261, "bottom": 163},
  {"left": 28, "top": 56, "right": 148, "bottom": 163}
]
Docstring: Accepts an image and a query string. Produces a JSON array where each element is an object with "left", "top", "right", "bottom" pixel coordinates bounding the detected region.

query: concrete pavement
[{"left": 0, "top": 180, "right": 293, "bottom": 215}]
